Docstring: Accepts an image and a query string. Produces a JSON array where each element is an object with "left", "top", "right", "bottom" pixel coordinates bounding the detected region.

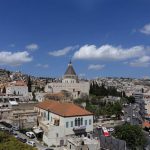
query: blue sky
[{"left": 0, "top": 0, "right": 150, "bottom": 78}]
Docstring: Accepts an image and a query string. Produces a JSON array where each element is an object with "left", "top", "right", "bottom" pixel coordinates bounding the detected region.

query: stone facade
[{"left": 45, "top": 62, "right": 90, "bottom": 99}]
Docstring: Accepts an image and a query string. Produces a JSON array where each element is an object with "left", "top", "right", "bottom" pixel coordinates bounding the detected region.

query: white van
[{"left": 26, "top": 132, "right": 35, "bottom": 139}]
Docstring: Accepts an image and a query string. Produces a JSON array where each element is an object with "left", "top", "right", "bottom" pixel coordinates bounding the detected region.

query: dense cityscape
[{"left": 0, "top": 62, "right": 150, "bottom": 150}]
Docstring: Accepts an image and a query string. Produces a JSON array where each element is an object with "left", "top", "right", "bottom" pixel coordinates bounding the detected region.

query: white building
[
  {"left": 6, "top": 80, "right": 28, "bottom": 97},
  {"left": 35, "top": 100, "right": 93, "bottom": 147},
  {"left": 143, "top": 92, "right": 150, "bottom": 115},
  {"left": 45, "top": 62, "right": 90, "bottom": 99},
  {"left": 35, "top": 92, "right": 47, "bottom": 102},
  {"left": 67, "top": 136, "right": 100, "bottom": 150}
]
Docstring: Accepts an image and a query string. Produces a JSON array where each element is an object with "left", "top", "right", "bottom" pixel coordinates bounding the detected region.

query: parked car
[
  {"left": 19, "top": 129, "right": 28, "bottom": 134},
  {"left": 107, "top": 128, "right": 114, "bottom": 132},
  {"left": 26, "top": 141, "right": 36, "bottom": 147},
  {"left": 127, "top": 117, "right": 130, "bottom": 122},
  {"left": 10, "top": 131, "right": 18, "bottom": 138},
  {"left": 0, "top": 126, "right": 6, "bottom": 130},
  {"left": 0, "top": 121, "right": 12, "bottom": 128},
  {"left": 11, "top": 131, "right": 18, "bottom": 138},
  {"left": 44, "top": 148, "right": 54, "bottom": 150},
  {"left": 96, "top": 125, "right": 102, "bottom": 129},
  {"left": 26, "top": 132, "right": 35, "bottom": 139},
  {"left": 11, "top": 126, "right": 19, "bottom": 131},
  {"left": 17, "top": 137, "right": 27, "bottom": 143},
  {"left": 132, "top": 114, "right": 136, "bottom": 117}
]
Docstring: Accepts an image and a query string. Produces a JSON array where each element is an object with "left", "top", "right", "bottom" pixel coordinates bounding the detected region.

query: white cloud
[
  {"left": 140, "top": 23, "right": 150, "bottom": 35},
  {"left": 49, "top": 45, "right": 78, "bottom": 57},
  {"left": 73, "top": 44, "right": 145, "bottom": 60},
  {"left": 0, "top": 51, "right": 32, "bottom": 66},
  {"left": 36, "top": 63, "right": 49, "bottom": 68},
  {"left": 26, "top": 43, "right": 39, "bottom": 51},
  {"left": 79, "top": 73, "right": 86, "bottom": 77},
  {"left": 88, "top": 64, "right": 105, "bottom": 70},
  {"left": 130, "top": 56, "right": 150, "bottom": 67}
]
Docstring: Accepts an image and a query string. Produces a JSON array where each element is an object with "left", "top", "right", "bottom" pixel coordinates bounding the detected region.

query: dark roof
[{"left": 64, "top": 62, "right": 76, "bottom": 76}]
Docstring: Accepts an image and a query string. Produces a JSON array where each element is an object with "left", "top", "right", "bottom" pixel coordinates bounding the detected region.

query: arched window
[{"left": 75, "top": 118, "right": 78, "bottom": 126}]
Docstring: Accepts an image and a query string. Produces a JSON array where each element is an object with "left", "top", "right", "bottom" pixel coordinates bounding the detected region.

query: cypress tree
[{"left": 27, "top": 76, "right": 32, "bottom": 92}]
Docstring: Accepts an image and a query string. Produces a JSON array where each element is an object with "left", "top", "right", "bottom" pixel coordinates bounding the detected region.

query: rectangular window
[
  {"left": 48, "top": 112, "right": 50, "bottom": 121},
  {"left": 81, "top": 118, "right": 83, "bottom": 125},
  {"left": 44, "top": 112, "right": 46, "bottom": 118},
  {"left": 75, "top": 119, "right": 77, "bottom": 126},
  {"left": 56, "top": 133, "right": 59, "bottom": 137},
  {"left": 66, "top": 122, "right": 69, "bottom": 128},
  {"left": 89, "top": 119, "right": 92, "bottom": 125},
  {"left": 85, "top": 120, "right": 87, "bottom": 126},
  {"left": 71, "top": 121, "right": 73, "bottom": 127}
]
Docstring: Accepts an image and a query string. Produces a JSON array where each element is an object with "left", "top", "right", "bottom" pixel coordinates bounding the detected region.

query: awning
[{"left": 74, "top": 129, "right": 87, "bottom": 136}]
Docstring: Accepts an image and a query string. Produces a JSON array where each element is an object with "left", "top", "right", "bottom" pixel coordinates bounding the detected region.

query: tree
[
  {"left": 122, "top": 91, "right": 126, "bottom": 97},
  {"left": 89, "top": 82, "right": 121, "bottom": 97},
  {"left": 112, "top": 102, "right": 122, "bottom": 119},
  {"left": 27, "top": 76, "right": 32, "bottom": 92},
  {"left": 113, "top": 124, "right": 146, "bottom": 149},
  {"left": 126, "top": 96, "right": 135, "bottom": 104},
  {"left": 32, "top": 91, "right": 36, "bottom": 101}
]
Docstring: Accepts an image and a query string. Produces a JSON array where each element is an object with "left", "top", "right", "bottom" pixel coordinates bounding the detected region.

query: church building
[{"left": 45, "top": 61, "right": 90, "bottom": 99}]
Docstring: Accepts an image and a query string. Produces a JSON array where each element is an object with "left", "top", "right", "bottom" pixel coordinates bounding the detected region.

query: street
[{"left": 123, "top": 103, "right": 142, "bottom": 125}]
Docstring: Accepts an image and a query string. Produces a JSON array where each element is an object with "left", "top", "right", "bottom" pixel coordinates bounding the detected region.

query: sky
[{"left": 0, "top": 0, "right": 150, "bottom": 78}]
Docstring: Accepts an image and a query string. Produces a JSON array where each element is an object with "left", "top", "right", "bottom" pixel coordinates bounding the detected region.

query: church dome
[{"left": 64, "top": 61, "right": 78, "bottom": 80}]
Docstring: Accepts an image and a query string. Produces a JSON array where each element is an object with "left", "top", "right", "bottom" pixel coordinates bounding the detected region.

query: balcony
[
  {"left": 73, "top": 126, "right": 86, "bottom": 131},
  {"left": 73, "top": 126, "right": 86, "bottom": 136}
]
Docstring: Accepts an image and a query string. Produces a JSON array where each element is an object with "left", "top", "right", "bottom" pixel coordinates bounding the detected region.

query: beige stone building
[{"left": 45, "top": 62, "right": 90, "bottom": 99}]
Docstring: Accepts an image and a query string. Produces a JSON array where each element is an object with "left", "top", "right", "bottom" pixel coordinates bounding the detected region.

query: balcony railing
[{"left": 73, "top": 126, "right": 86, "bottom": 131}]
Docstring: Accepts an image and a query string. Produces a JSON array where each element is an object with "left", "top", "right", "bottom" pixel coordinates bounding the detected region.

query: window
[
  {"left": 78, "top": 118, "right": 80, "bottom": 126},
  {"left": 89, "top": 119, "right": 92, "bottom": 125},
  {"left": 81, "top": 118, "right": 83, "bottom": 125},
  {"left": 75, "top": 118, "right": 78, "bottom": 126},
  {"left": 44, "top": 112, "right": 46, "bottom": 118},
  {"left": 56, "top": 133, "right": 59, "bottom": 137},
  {"left": 48, "top": 111, "right": 50, "bottom": 120},
  {"left": 66, "top": 122, "right": 69, "bottom": 128},
  {"left": 75, "top": 118, "right": 84, "bottom": 126},
  {"left": 71, "top": 121, "right": 73, "bottom": 127},
  {"left": 85, "top": 120, "right": 87, "bottom": 126}
]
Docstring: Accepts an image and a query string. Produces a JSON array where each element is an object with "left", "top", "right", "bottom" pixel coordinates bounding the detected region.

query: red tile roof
[
  {"left": 8, "top": 81, "right": 27, "bottom": 86},
  {"left": 35, "top": 100, "right": 93, "bottom": 117},
  {"left": 143, "top": 121, "right": 150, "bottom": 128}
]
